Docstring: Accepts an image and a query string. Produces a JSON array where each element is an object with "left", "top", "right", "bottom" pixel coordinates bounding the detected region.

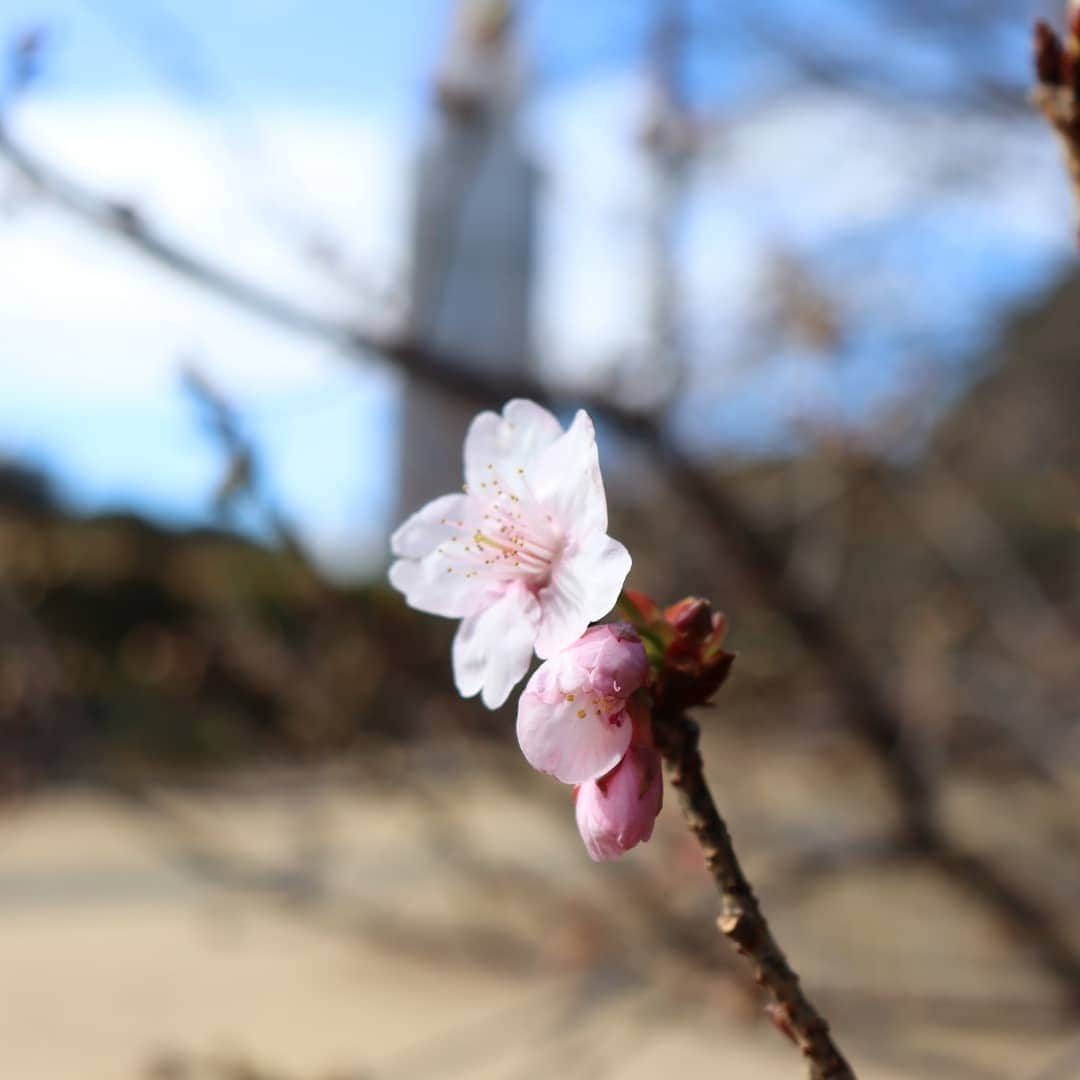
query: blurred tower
[
  {"left": 636, "top": 0, "right": 696, "bottom": 412},
  {"left": 397, "top": 0, "right": 536, "bottom": 518}
]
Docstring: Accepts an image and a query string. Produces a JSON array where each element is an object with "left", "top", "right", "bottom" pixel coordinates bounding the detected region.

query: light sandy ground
[{"left": 0, "top": 765, "right": 1076, "bottom": 1079}]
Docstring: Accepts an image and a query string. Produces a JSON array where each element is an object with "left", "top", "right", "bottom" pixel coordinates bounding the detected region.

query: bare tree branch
[
  {"left": 653, "top": 708, "right": 856, "bottom": 1079},
  {"left": 1033, "top": 16, "right": 1080, "bottom": 235}
]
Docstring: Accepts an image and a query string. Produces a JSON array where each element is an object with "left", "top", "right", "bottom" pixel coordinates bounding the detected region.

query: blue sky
[
  {"left": 5, "top": 0, "right": 445, "bottom": 106},
  {"left": 0, "top": 0, "right": 1073, "bottom": 575}
]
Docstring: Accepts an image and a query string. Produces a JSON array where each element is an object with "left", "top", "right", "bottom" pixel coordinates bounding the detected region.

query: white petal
[
  {"left": 517, "top": 695, "right": 632, "bottom": 784},
  {"left": 534, "top": 532, "right": 631, "bottom": 658},
  {"left": 463, "top": 399, "right": 563, "bottom": 492},
  {"left": 390, "top": 493, "right": 474, "bottom": 558},
  {"left": 389, "top": 555, "right": 494, "bottom": 618},
  {"left": 532, "top": 575, "right": 589, "bottom": 661},
  {"left": 531, "top": 410, "right": 608, "bottom": 536},
  {"left": 452, "top": 584, "right": 540, "bottom": 708},
  {"left": 389, "top": 493, "right": 495, "bottom": 618}
]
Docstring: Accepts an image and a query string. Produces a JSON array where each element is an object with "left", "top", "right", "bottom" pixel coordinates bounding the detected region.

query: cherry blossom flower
[
  {"left": 516, "top": 624, "right": 648, "bottom": 783},
  {"left": 574, "top": 744, "right": 664, "bottom": 862},
  {"left": 389, "top": 399, "right": 632, "bottom": 708}
]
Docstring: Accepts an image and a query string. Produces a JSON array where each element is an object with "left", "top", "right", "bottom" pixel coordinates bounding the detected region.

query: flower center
[
  {"left": 439, "top": 464, "right": 564, "bottom": 588},
  {"left": 567, "top": 691, "right": 622, "bottom": 725}
]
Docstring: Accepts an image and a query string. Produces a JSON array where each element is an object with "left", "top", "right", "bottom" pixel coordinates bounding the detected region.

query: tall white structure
[{"left": 398, "top": 0, "right": 535, "bottom": 518}]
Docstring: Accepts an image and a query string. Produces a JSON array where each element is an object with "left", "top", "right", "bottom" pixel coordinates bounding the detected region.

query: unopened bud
[
  {"left": 665, "top": 596, "right": 713, "bottom": 640},
  {"left": 654, "top": 597, "right": 735, "bottom": 709},
  {"left": 574, "top": 745, "right": 663, "bottom": 861}
]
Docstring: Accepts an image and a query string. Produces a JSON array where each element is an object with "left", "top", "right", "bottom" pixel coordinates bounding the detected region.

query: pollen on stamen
[
  {"left": 565, "top": 693, "right": 574, "bottom": 702},
  {"left": 576, "top": 709, "right": 586, "bottom": 719}
]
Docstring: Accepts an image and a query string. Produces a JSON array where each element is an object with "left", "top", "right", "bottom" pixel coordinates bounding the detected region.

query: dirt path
[{"left": 0, "top": 782, "right": 1074, "bottom": 1079}]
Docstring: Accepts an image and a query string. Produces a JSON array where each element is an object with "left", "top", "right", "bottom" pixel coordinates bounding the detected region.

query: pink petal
[
  {"left": 452, "top": 583, "right": 541, "bottom": 709},
  {"left": 517, "top": 694, "right": 633, "bottom": 784}
]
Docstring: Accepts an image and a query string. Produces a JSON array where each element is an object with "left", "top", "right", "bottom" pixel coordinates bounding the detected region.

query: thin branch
[
  {"left": 1032, "top": 17, "right": 1080, "bottom": 236},
  {"left": 652, "top": 709, "right": 856, "bottom": 1079}
]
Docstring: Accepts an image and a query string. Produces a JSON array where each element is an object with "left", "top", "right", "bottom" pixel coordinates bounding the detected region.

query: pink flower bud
[
  {"left": 574, "top": 745, "right": 663, "bottom": 861},
  {"left": 516, "top": 624, "right": 649, "bottom": 784},
  {"left": 574, "top": 622, "right": 650, "bottom": 699}
]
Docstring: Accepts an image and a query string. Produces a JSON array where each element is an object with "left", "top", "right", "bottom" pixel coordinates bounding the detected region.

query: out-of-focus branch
[
  {"left": 648, "top": 435, "right": 937, "bottom": 838},
  {"left": 738, "top": 5, "right": 1029, "bottom": 117},
  {"left": 181, "top": 365, "right": 313, "bottom": 565},
  {"left": 1033, "top": 14, "right": 1080, "bottom": 235},
  {"left": 653, "top": 709, "right": 855, "bottom": 1079},
  {"left": 4, "top": 117, "right": 1080, "bottom": 1008}
]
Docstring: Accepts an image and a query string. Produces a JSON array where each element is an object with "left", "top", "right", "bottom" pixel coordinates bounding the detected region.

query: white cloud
[{"left": 2, "top": 97, "right": 410, "bottom": 375}]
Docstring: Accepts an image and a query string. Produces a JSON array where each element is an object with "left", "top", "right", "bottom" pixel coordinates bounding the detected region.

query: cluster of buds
[
  {"left": 517, "top": 598, "right": 734, "bottom": 860},
  {"left": 618, "top": 591, "right": 735, "bottom": 712}
]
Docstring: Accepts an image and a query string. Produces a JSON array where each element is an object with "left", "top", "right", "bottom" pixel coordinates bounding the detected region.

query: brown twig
[
  {"left": 1033, "top": 17, "right": 1080, "bottom": 238},
  {"left": 652, "top": 709, "right": 856, "bottom": 1079}
]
